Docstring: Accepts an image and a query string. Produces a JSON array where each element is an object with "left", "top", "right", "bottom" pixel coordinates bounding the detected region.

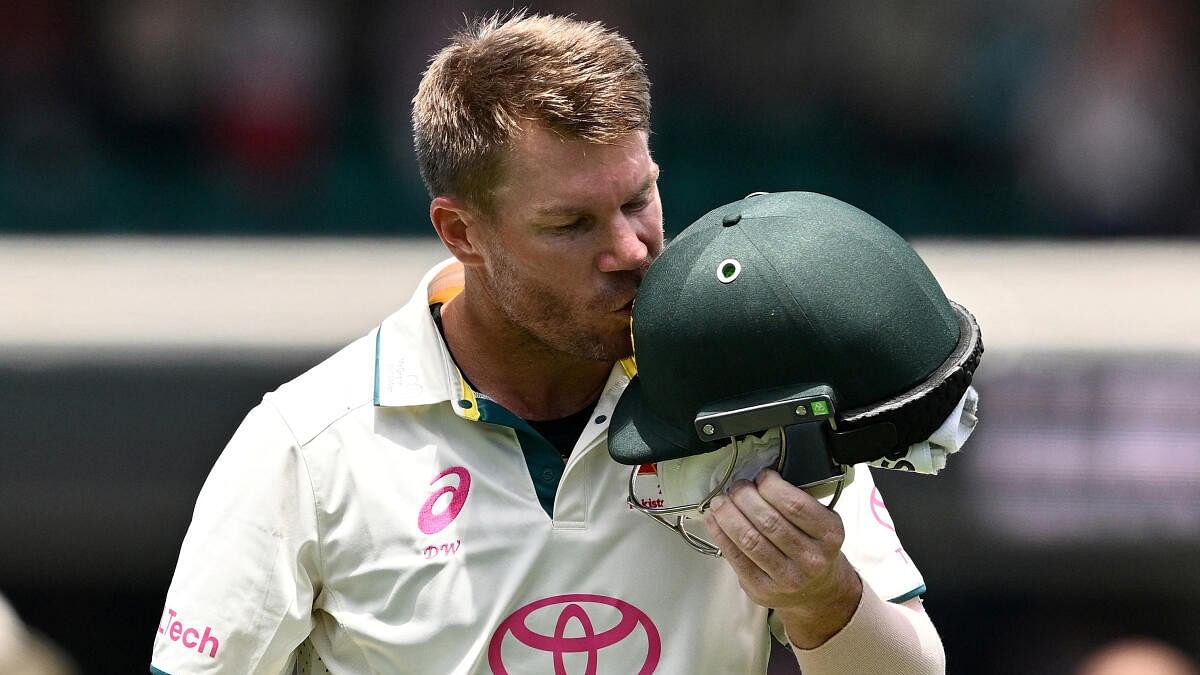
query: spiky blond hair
[{"left": 412, "top": 12, "right": 651, "bottom": 211}]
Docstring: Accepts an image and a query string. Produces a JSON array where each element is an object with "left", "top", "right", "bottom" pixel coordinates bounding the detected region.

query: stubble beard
[{"left": 485, "top": 256, "right": 639, "bottom": 363}]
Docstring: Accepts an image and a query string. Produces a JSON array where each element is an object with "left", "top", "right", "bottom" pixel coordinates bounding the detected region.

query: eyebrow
[{"left": 533, "top": 168, "right": 660, "bottom": 219}]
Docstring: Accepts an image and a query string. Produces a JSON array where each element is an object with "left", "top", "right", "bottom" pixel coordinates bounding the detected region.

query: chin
[
  {"left": 563, "top": 332, "right": 631, "bottom": 362},
  {"left": 597, "top": 336, "right": 634, "bottom": 362},
  {"left": 538, "top": 316, "right": 632, "bottom": 362}
]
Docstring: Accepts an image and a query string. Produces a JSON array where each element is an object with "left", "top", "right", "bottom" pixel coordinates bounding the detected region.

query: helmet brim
[{"left": 609, "top": 375, "right": 712, "bottom": 465}]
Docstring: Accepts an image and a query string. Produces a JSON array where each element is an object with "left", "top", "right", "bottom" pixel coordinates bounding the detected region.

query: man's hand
[{"left": 702, "top": 468, "right": 863, "bottom": 649}]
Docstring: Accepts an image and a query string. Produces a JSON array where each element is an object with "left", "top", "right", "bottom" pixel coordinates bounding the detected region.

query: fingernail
[{"left": 710, "top": 495, "right": 726, "bottom": 510}]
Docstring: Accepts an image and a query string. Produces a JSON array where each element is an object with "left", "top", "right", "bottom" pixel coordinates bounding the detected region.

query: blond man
[{"left": 151, "top": 13, "right": 943, "bottom": 674}]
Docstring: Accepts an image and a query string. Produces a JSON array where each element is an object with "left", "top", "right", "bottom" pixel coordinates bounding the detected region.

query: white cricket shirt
[{"left": 150, "top": 259, "right": 924, "bottom": 675}]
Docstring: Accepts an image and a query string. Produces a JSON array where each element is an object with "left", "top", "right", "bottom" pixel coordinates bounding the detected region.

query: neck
[{"left": 439, "top": 289, "right": 613, "bottom": 421}]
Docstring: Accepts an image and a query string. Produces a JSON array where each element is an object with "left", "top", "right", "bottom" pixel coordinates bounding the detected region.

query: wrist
[
  {"left": 789, "top": 581, "right": 946, "bottom": 675},
  {"left": 774, "top": 556, "right": 863, "bottom": 649}
]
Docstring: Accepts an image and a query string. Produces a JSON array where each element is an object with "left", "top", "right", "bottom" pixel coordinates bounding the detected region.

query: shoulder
[{"left": 264, "top": 328, "right": 380, "bottom": 446}]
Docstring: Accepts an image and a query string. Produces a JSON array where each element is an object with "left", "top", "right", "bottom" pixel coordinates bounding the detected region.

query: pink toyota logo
[
  {"left": 488, "top": 594, "right": 661, "bottom": 675},
  {"left": 869, "top": 487, "right": 896, "bottom": 532}
]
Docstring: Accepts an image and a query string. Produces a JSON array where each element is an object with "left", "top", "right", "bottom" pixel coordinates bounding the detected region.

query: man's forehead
[
  {"left": 497, "top": 127, "right": 656, "bottom": 214},
  {"left": 529, "top": 167, "right": 659, "bottom": 217},
  {"left": 507, "top": 127, "right": 649, "bottom": 171}
]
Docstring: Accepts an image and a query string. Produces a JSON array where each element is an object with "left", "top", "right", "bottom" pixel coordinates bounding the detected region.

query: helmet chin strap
[{"left": 626, "top": 434, "right": 850, "bottom": 557}]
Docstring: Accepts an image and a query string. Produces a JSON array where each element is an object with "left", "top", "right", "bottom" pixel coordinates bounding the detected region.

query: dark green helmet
[{"left": 609, "top": 191, "right": 982, "bottom": 483}]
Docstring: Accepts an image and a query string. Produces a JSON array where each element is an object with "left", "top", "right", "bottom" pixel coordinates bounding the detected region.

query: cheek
[
  {"left": 522, "top": 255, "right": 589, "bottom": 300},
  {"left": 530, "top": 248, "right": 589, "bottom": 283}
]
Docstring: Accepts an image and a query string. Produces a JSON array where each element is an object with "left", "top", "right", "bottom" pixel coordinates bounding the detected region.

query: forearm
[{"left": 785, "top": 581, "right": 946, "bottom": 675}]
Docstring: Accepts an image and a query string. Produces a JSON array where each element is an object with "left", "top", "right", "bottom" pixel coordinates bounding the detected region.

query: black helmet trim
[{"left": 828, "top": 301, "right": 983, "bottom": 465}]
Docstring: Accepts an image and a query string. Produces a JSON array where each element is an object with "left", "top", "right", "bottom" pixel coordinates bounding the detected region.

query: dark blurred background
[
  {"left": 3, "top": 0, "right": 1197, "bottom": 237},
  {"left": 2, "top": 1, "right": 1200, "bottom": 674}
]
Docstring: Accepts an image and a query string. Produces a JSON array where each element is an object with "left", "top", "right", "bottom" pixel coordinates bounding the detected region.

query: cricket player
[{"left": 150, "top": 13, "right": 972, "bottom": 674}]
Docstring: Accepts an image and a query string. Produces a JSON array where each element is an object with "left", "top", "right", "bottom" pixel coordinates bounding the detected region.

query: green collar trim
[
  {"left": 889, "top": 584, "right": 927, "bottom": 604},
  {"left": 474, "top": 397, "right": 563, "bottom": 519}
]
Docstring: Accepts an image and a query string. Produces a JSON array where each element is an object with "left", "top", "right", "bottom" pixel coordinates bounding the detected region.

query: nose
[{"left": 597, "top": 214, "right": 653, "bottom": 273}]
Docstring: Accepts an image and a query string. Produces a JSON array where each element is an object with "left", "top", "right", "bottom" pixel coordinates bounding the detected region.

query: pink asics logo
[
  {"left": 418, "top": 466, "right": 471, "bottom": 535},
  {"left": 157, "top": 608, "right": 220, "bottom": 658},
  {"left": 488, "top": 594, "right": 661, "bottom": 675}
]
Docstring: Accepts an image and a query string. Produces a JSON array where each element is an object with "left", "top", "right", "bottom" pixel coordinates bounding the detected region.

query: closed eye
[
  {"left": 552, "top": 217, "right": 590, "bottom": 234},
  {"left": 622, "top": 198, "right": 650, "bottom": 213}
]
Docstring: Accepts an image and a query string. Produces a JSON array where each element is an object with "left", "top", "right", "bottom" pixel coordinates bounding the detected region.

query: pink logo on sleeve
[
  {"left": 488, "top": 594, "right": 660, "bottom": 674},
  {"left": 869, "top": 487, "right": 896, "bottom": 531},
  {"left": 870, "top": 488, "right": 916, "bottom": 565},
  {"left": 418, "top": 466, "right": 472, "bottom": 534},
  {"left": 157, "top": 608, "right": 221, "bottom": 658}
]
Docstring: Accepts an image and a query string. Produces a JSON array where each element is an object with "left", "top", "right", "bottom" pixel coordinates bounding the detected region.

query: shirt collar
[{"left": 373, "top": 257, "right": 468, "bottom": 411}]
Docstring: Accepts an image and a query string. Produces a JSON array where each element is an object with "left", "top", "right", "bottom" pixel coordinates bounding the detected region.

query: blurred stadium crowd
[{"left": 1, "top": 0, "right": 1196, "bottom": 236}]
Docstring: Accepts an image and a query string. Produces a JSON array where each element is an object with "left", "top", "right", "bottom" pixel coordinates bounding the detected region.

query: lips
[
  {"left": 605, "top": 272, "right": 643, "bottom": 313},
  {"left": 610, "top": 296, "right": 636, "bottom": 314}
]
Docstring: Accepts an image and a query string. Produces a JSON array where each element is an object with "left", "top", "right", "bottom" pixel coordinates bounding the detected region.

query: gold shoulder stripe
[{"left": 428, "top": 263, "right": 465, "bottom": 306}]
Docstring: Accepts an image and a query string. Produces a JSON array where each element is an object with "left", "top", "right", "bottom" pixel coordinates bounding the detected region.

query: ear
[{"left": 430, "top": 196, "right": 486, "bottom": 267}]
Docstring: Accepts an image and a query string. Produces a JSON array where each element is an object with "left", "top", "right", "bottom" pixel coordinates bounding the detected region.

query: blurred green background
[{"left": 3, "top": 1, "right": 1195, "bottom": 237}]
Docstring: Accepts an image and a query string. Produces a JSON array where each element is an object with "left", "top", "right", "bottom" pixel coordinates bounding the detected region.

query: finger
[
  {"left": 706, "top": 490, "right": 790, "bottom": 582},
  {"left": 702, "top": 504, "right": 772, "bottom": 590},
  {"left": 725, "top": 478, "right": 814, "bottom": 572},
  {"left": 755, "top": 469, "right": 845, "bottom": 546}
]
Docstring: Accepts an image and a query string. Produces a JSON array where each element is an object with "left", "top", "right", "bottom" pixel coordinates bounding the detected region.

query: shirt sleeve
[
  {"left": 151, "top": 402, "right": 321, "bottom": 675},
  {"left": 835, "top": 465, "right": 927, "bottom": 603}
]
